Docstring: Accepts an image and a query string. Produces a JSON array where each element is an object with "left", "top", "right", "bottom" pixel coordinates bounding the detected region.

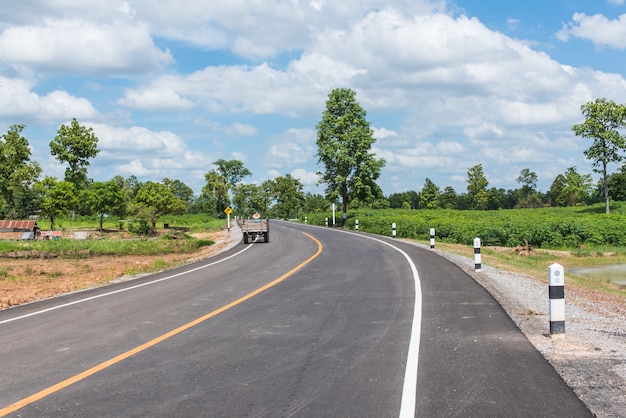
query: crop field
[{"left": 305, "top": 202, "right": 626, "bottom": 249}]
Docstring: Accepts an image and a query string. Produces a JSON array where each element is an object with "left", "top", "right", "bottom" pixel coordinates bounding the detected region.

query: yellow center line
[{"left": 0, "top": 231, "right": 322, "bottom": 417}]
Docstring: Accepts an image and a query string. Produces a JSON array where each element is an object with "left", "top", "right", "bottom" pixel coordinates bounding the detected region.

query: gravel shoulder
[{"left": 407, "top": 241, "right": 626, "bottom": 417}]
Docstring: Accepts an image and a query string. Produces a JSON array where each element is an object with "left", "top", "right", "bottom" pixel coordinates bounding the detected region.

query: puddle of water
[{"left": 569, "top": 265, "right": 626, "bottom": 286}]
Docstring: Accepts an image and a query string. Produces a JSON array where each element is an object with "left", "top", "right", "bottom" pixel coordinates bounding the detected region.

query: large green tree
[
  {"left": 163, "top": 178, "right": 194, "bottom": 209},
  {"left": 548, "top": 166, "right": 593, "bottom": 207},
  {"left": 0, "top": 124, "right": 42, "bottom": 217},
  {"left": 315, "top": 88, "right": 385, "bottom": 223},
  {"left": 420, "top": 178, "right": 441, "bottom": 209},
  {"left": 466, "top": 164, "right": 489, "bottom": 210},
  {"left": 39, "top": 177, "right": 78, "bottom": 230},
  {"left": 87, "top": 180, "right": 127, "bottom": 231},
  {"left": 202, "top": 159, "right": 252, "bottom": 216},
  {"left": 516, "top": 168, "right": 542, "bottom": 208},
  {"left": 133, "top": 181, "right": 187, "bottom": 229},
  {"left": 572, "top": 98, "right": 626, "bottom": 214},
  {"left": 264, "top": 174, "right": 305, "bottom": 219},
  {"left": 607, "top": 162, "right": 626, "bottom": 201},
  {"left": 50, "top": 118, "right": 100, "bottom": 190}
]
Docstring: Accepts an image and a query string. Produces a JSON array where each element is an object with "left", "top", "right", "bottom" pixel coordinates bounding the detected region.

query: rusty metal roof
[{"left": 0, "top": 220, "right": 37, "bottom": 229}]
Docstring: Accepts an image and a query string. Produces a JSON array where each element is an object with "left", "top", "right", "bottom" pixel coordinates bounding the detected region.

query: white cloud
[
  {"left": 1, "top": 1, "right": 625, "bottom": 196},
  {"left": 76, "top": 123, "right": 215, "bottom": 193},
  {"left": 0, "top": 19, "right": 172, "bottom": 74},
  {"left": 556, "top": 13, "right": 626, "bottom": 49},
  {"left": 372, "top": 127, "right": 397, "bottom": 139},
  {"left": 0, "top": 76, "right": 99, "bottom": 122},
  {"left": 291, "top": 168, "right": 319, "bottom": 186}
]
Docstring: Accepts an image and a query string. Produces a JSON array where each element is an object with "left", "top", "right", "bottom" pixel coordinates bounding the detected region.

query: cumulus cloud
[
  {"left": 1, "top": 1, "right": 626, "bottom": 195},
  {"left": 0, "top": 20, "right": 172, "bottom": 74},
  {"left": 78, "top": 123, "right": 215, "bottom": 192},
  {"left": 0, "top": 76, "right": 99, "bottom": 122},
  {"left": 556, "top": 13, "right": 626, "bottom": 49}
]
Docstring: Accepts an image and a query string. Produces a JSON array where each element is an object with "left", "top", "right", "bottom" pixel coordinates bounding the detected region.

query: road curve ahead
[{"left": 0, "top": 221, "right": 590, "bottom": 417}]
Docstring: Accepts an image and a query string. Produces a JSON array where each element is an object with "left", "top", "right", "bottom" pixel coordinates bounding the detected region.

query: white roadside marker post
[
  {"left": 355, "top": 219, "right": 359, "bottom": 231},
  {"left": 548, "top": 263, "right": 566, "bottom": 337},
  {"left": 392, "top": 222, "right": 397, "bottom": 238},
  {"left": 430, "top": 228, "right": 435, "bottom": 249},
  {"left": 474, "top": 237, "right": 481, "bottom": 271}
]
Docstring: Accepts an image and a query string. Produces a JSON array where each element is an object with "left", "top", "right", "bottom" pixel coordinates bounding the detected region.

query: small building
[{"left": 0, "top": 220, "right": 40, "bottom": 240}]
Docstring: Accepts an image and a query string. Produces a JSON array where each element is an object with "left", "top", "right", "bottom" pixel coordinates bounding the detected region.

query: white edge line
[
  {"left": 0, "top": 242, "right": 253, "bottom": 325},
  {"left": 337, "top": 229, "right": 422, "bottom": 417}
]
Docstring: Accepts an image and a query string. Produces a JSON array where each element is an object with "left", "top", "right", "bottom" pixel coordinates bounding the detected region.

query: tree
[
  {"left": 549, "top": 167, "right": 593, "bottom": 206},
  {"left": 440, "top": 186, "right": 458, "bottom": 209},
  {"left": 163, "top": 178, "right": 194, "bottom": 209},
  {"left": 516, "top": 169, "right": 538, "bottom": 194},
  {"left": 86, "top": 181, "right": 127, "bottom": 231},
  {"left": 388, "top": 191, "right": 419, "bottom": 209},
  {"left": 420, "top": 178, "right": 441, "bottom": 209},
  {"left": 203, "top": 159, "right": 252, "bottom": 216},
  {"left": 572, "top": 98, "right": 626, "bottom": 214},
  {"left": 202, "top": 170, "right": 230, "bottom": 216},
  {"left": 315, "top": 88, "right": 385, "bottom": 224},
  {"left": 466, "top": 164, "right": 489, "bottom": 210},
  {"left": 213, "top": 159, "right": 252, "bottom": 186},
  {"left": 232, "top": 183, "right": 265, "bottom": 218},
  {"left": 607, "top": 163, "right": 626, "bottom": 201},
  {"left": 0, "top": 124, "right": 42, "bottom": 218},
  {"left": 303, "top": 193, "right": 330, "bottom": 214},
  {"left": 39, "top": 177, "right": 78, "bottom": 230},
  {"left": 50, "top": 118, "right": 100, "bottom": 190},
  {"left": 516, "top": 168, "right": 542, "bottom": 208},
  {"left": 133, "top": 181, "right": 186, "bottom": 230},
  {"left": 265, "top": 174, "right": 306, "bottom": 219}
]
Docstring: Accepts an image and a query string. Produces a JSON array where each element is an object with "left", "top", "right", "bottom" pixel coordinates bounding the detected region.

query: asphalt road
[{"left": 0, "top": 221, "right": 591, "bottom": 417}]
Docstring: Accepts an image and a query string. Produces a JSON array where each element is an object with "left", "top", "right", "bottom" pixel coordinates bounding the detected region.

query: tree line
[
  {"left": 0, "top": 119, "right": 321, "bottom": 232},
  {"left": 2, "top": 93, "right": 625, "bottom": 231}
]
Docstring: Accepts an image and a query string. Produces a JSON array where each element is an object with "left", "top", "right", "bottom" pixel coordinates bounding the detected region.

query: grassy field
[
  {"left": 0, "top": 214, "right": 226, "bottom": 258},
  {"left": 303, "top": 203, "right": 626, "bottom": 299}
]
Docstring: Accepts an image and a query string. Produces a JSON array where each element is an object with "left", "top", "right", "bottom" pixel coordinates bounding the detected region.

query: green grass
[
  {"left": 0, "top": 214, "right": 223, "bottom": 258},
  {"left": 413, "top": 239, "right": 626, "bottom": 298}
]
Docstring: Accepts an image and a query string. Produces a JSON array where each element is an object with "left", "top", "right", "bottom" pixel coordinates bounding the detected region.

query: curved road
[{"left": 0, "top": 221, "right": 590, "bottom": 417}]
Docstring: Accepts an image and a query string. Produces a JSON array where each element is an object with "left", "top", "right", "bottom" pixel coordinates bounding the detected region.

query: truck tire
[
  {"left": 264, "top": 231, "right": 269, "bottom": 243},
  {"left": 243, "top": 233, "right": 249, "bottom": 244}
]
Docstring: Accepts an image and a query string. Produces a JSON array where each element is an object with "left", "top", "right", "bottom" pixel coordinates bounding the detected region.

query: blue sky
[{"left": 1, "top": 1, "right": 626, "bottom": 197}]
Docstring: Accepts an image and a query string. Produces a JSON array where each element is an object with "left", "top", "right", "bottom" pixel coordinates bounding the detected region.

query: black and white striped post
[
  {"left": 355, "top": 219, "right": 359, "bottom": 231},
  {"left": 430, "top": 228, "right": 435, "bottom": 249},
  {"left": 474, "top": 237, "right": 481, "bottom": 271},
  {"left": 392, "top": 222, "right": 397, "bottom": 238},
  {"left": 548, "top": 263, "right": 565, "bottom": 336},
  {"left": 304, "top": 216, "right": 308, "bottom": 224},
  {"left": 325, "top": 217, "right": 328, "bottom": 227}
]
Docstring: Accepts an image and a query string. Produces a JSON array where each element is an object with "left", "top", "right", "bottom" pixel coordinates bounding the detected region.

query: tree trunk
[
  {"left": 603, "top": 162, "right": 610, "bottom": 215},
  {"left": 341, "top": 183, "right": 348, "bottom": 226}
]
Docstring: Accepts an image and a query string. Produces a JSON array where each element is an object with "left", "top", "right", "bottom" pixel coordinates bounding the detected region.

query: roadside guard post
[
  {"left": 474, "top": 237, "right": 481, "bottom": 271},
  {"left": 392, "top": 222, "right": 397, "bottom": 238},
  {"left": 548, "top": 263, "right": 565, "bottom": 336},
  {"left": 325, "top": 217, "right": 328, "bottom": 227},
  {"left": 430, "top": 228, "right": 435, "bottom": 249},
  {"left": 355, "top": 219, "right": 359, "bottom": 231}
]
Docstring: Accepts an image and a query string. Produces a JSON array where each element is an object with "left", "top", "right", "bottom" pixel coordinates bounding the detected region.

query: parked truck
[{"left": 240, "top": 214, "right": 269, "bottom": 244}]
